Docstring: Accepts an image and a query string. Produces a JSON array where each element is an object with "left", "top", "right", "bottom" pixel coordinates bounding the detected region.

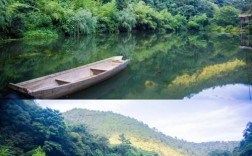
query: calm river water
[{"left": 0, "top": 32, "right": 251, "bottom": 99}]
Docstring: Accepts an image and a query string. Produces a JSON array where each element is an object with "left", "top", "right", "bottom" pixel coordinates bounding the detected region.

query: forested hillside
[
  {"left": 0, "top": 101, "right": 251, "bottom": 156},
  {"left": 0, "top": 0, "right": 251, "bottom": 39},
  {"left": 0, "top": 100, "right": 158, "bottom": 156},
  {"left": 63, "top": 108, "right": 239, "bottom": 156}
]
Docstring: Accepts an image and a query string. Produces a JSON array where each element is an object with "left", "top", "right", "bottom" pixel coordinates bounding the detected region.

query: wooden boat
[{"left": 9, "top": 56, "right": 129, "bottom": 99}]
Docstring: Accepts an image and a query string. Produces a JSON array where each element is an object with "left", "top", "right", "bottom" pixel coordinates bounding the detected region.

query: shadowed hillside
[{"left": 0, "top": 100, "right": 158, "bottom": 156}]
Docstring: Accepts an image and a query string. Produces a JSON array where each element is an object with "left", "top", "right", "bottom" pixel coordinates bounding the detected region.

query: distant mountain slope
[{"left": 63, "top": 109, "right": 238, "bottom": 156}]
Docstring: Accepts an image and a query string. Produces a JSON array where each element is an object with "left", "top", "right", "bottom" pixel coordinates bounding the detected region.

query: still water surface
[{"left": 0, "top": 32, "right": 251, "bottom": 99}]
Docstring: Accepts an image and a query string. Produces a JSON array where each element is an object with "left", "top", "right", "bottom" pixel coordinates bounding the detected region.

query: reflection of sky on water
[
  {"left": 37, "top": 100, "right": 252, "bottom": 143},
  {"left": 184, "top": 84, "right": 252, "bottom": 100}
]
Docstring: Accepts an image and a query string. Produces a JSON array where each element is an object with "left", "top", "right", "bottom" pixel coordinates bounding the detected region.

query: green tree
[
  {"left": 177, "top": 5, "right": 196, "bottom": 19},
  {"left": 213, "top": 6, "right": 240, "bottom": 26},
  {"left": 233, "top": 122, "right": 252, "bottom": 156},
  {"left": 188, "top": 14, "right": 208, "bottom": 30}
]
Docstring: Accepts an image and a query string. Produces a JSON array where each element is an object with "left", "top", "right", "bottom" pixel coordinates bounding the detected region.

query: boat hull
[
  {"left": 9, "top": 56, "right": 129, "bottom": 99},
  {"left": 32, "top": 62, "right": 128, "bottom": 98}
]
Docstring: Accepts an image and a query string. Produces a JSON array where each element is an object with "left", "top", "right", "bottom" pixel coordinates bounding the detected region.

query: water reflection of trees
[
  {"left": 105, "top": 33, "right": 251, "bottom": 99},
  {"left": 71, "top": 32, "right": 252, "bottom": 99},
  {"left": 0, "top": 32, "right": 251, "bottom": 98}
]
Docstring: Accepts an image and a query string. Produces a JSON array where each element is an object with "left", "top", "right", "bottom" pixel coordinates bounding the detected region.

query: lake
[{"left": 0, "top": 32, "right": 251, "bottom": 99}]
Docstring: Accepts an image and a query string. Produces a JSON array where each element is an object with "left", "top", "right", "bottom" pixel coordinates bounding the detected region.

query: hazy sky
[{"left": 37, "top": 100, "right": 252, "bottom": 143}]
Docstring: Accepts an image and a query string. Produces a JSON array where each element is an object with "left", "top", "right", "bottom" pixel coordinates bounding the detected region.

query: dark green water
[{"left": 0, "top": 32, "right": 251, "bottom": 99}]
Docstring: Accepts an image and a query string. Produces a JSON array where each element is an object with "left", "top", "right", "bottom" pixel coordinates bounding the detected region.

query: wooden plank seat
[
  {"left": 90, "top": 68, "right": 107, "bottom": 75},
  {"left": 112, "top": 60, "right": 123, "bottom": 63},
  {"left": 55, "top": 79, "right": 71, "bottom": 85}
]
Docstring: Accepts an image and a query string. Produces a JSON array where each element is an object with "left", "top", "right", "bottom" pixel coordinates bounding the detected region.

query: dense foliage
[
  {"left": 63, "top": 108, "right": 239, "bottom": 156},
  {"left": 233, "top": 122, "right": 252, "bottom": 156},
  {"left": 0, "top": 0, "right": 250, "bottom": 39},
  {"left": 0, "top": 100, "right": 157, "bottom": 156}
]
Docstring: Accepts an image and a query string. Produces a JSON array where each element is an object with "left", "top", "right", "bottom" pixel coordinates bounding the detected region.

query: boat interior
[{"left": 15, "top": 58, "right": 125, "bottom": 91}]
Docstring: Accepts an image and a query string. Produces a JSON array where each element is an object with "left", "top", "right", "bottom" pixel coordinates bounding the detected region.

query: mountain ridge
[{"left": 63, "top": 108, "right": 238, "bottom": 156}]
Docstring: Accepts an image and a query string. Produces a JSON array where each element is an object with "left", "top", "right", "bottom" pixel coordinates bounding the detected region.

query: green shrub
[
  {"left": 188, "top": 14, "right": 208, "bottom": 31},
  {"left": 173, "top": 14, "right": 187, "bottom": 31},
  {"left": 188, "top": 21, "right": 200, "bottom": 30},
  {"left": 24, "top": 29, "right": 58, "bottom": 39},
  {"left": 192, "top": 14, "right": 208, "bottom": 27}
]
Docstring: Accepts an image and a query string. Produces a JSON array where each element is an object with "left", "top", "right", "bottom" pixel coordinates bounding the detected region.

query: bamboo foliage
[{"left": 63, "top": 9, "right": 97, "bottom": 37}]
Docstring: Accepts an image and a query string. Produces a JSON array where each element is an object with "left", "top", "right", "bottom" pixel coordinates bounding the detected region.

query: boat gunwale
[{"left": 12, "top": 56, "right": 126, "bottom": 88}]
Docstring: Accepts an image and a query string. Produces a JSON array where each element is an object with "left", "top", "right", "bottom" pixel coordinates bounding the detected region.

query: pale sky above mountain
[{"left": 37, "top": 100, "right": 252, "bottom": 143}]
